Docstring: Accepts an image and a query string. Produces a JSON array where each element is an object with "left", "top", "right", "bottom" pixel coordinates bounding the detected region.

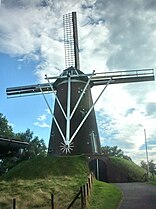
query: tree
[
  {"left": 0, "top": 129, "right": 47, "bottom": 174},
  {"left": 141, "top": 160, "right": 148, "bottom": 170},
  {"left": 0, "top": 113, "right": 14, "bottom": 138},
  {"left": 101, "top": 145, "right": 132, "bottom": 161},
  {"left": 15, "top": 129, "right": 47, "bottom": 160},
  {"left": 141, "top": 160, "right": 156, "bottom": 180},
  {"left": 0, "top": 113, "right": 47, "bottom": 175},
  {"left": 149, "top": 160, "right": 156, "bottom": 179}
]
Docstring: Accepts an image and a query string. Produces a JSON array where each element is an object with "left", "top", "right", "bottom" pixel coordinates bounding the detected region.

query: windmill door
[{"left": 89, "top": 159, "right": 107, "bottom": 182}]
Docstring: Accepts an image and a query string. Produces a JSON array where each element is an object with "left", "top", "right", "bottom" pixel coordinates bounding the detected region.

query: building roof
[{"left": 0, "top": 138, "right": 29, "bottom": 158}]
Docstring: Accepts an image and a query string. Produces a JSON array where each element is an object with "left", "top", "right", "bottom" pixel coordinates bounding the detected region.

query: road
[{"left": 115, "top": 182, "right": 156, "bottom": 209}]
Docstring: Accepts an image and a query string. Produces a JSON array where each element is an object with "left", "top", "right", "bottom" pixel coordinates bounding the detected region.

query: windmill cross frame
[{"left": 6, "top": 68, "right": 154, "bottom": 154}]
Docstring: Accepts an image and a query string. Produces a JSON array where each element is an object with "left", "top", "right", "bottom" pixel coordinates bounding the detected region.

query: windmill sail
[
  {"left": 6, "top": 69, "right": 154, "bottom": 97},
  {"left": 63, "top": 12, "right": 80, "bottom": 70}
]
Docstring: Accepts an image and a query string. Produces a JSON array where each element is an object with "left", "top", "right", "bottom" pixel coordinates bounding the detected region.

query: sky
[{"left": 0, "top": 0, "right": 156, "bottom": 164}]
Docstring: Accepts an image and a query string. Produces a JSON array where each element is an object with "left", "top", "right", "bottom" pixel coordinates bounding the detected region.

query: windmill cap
[{"left": 53, "top": 66, "right": 88, "bottom": 89}]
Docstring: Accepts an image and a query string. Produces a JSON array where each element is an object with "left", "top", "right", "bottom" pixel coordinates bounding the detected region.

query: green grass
[
  {"left": 1, "top": 155, "right": 144, "bottom": 209},
  {"left": 0, "top": 176, "right": 86, "bottom": 209},
  {"left": 110, "top": 157, "right": 146, "bottom": 182},
  {"left": 88, "top": 180, "right": 122, "bottom": 209},
  {"left": 0, "top": 155, "right": 89, "bottom": 209},
  {"left": 150, "top": 182, "right": 156, "bottom": 186},
  {"left": 150, "top": 179, "right": 156, "bottom": 186},
  {"left": 0, "top": 155, "right": 89, "bottom": 180}
]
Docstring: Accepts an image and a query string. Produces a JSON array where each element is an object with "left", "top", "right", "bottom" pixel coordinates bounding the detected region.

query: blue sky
[
  {"left": 1, "top": 53, "right": 52, "bottom": 143},
  {"left": 0, "top": 0, "right": 156, "bottom": 164}
]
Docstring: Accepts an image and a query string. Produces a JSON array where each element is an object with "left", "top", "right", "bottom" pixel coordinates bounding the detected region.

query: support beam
[
  {"left": 70, "top": 70, "right": 95, "bottom": 119},
  {"left": 69, "top": 78, "right": 112, "bottom": 144},
  {"left": 45, "top": 75, "right": 67, "bottom": 120},
  {"left": 66, "top": 75, "right": 71, "bottom": 142},
  {"left": 39, "top": 85, "right": 66, "bottom": 143}
]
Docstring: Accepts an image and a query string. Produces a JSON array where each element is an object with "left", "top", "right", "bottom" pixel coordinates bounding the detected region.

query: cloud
[
  {"left": 2, "top": 0, "right": 43, "bottom": 8},
  {"left": 124, "top": 108, "right": 136, "bottom": 117},
  {"left": 0, "top": 7, "right": 41, "bottom": 56},
  {"left": 0, "top": 1, "right": 64, "bottom": 81},
  {"left": 34, "top": 121, "right": 50, "bottom": 128},
  {"left": 0, "top": 0, "right": 83, "bottom": 82},
  {"left": 1, "top": 0, "right": 156, "bottom": 75},
  {"left": 145, "top": 102, "right": 156, "bottom": 117},
  {"left": 45, "top": 108, "right": 51, "bottom": 115},
  {"left": 34, "top": 109, "right": 51, "bottom": 128},
  {"left": 37, "top": 114, "right": 47, "bottom": 121},
  {"left": 94, "top": 82, "right": 156, "bottom": 163},
  {"left": 91, "top": 0, "right": 156, "bottom": 70}
]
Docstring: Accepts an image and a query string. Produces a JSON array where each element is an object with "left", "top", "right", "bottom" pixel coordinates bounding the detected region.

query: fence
[
  {"left": 11, "top": 173, "right": 94, "bottom": 209},
  {"left": 67, "top": 172, "right": 94, "bottom": 209}
]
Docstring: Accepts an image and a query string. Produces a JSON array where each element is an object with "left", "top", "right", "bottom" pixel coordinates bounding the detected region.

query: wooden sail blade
[
  {"left": 6, "top": 83, "right": 55, "bottom": 97},
  {"left": 91, "top": 69, "right": 155, "bottom": 86}
]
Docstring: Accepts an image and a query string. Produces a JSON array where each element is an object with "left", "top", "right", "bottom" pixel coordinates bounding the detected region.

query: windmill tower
[
  {"left": 6, "top": 12, "right": 155, "bottom": 157},
  {"left": 48, "top": 12, "right": 101, "bottom": 155}
]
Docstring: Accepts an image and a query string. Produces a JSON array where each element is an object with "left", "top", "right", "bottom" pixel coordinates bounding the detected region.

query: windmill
[{"left": 6, "top": 12, "right": 155, "bottom": 157}]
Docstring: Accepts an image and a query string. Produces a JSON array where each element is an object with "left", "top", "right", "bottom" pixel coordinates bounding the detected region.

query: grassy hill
[
  {"left": 109, "top": 157, "right": 146, "bottom": 182},
  {"left": 1, "top": 155, "right": 89, "bottom": 180},
  {"left": 0, "top": 155, "right": 146, "bottom": 209},
  {"left": 0, "top": 155, "right": 90, "bottom": 209}
]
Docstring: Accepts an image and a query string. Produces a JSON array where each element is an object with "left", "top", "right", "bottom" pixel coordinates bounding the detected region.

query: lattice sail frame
[{"left": 63, "top": 12, "right": 80, "bottom": 70}]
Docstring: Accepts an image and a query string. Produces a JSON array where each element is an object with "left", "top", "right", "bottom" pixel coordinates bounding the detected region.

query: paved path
[{"left": 115, "top": 182, "right": 156, "bottom": 209}]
